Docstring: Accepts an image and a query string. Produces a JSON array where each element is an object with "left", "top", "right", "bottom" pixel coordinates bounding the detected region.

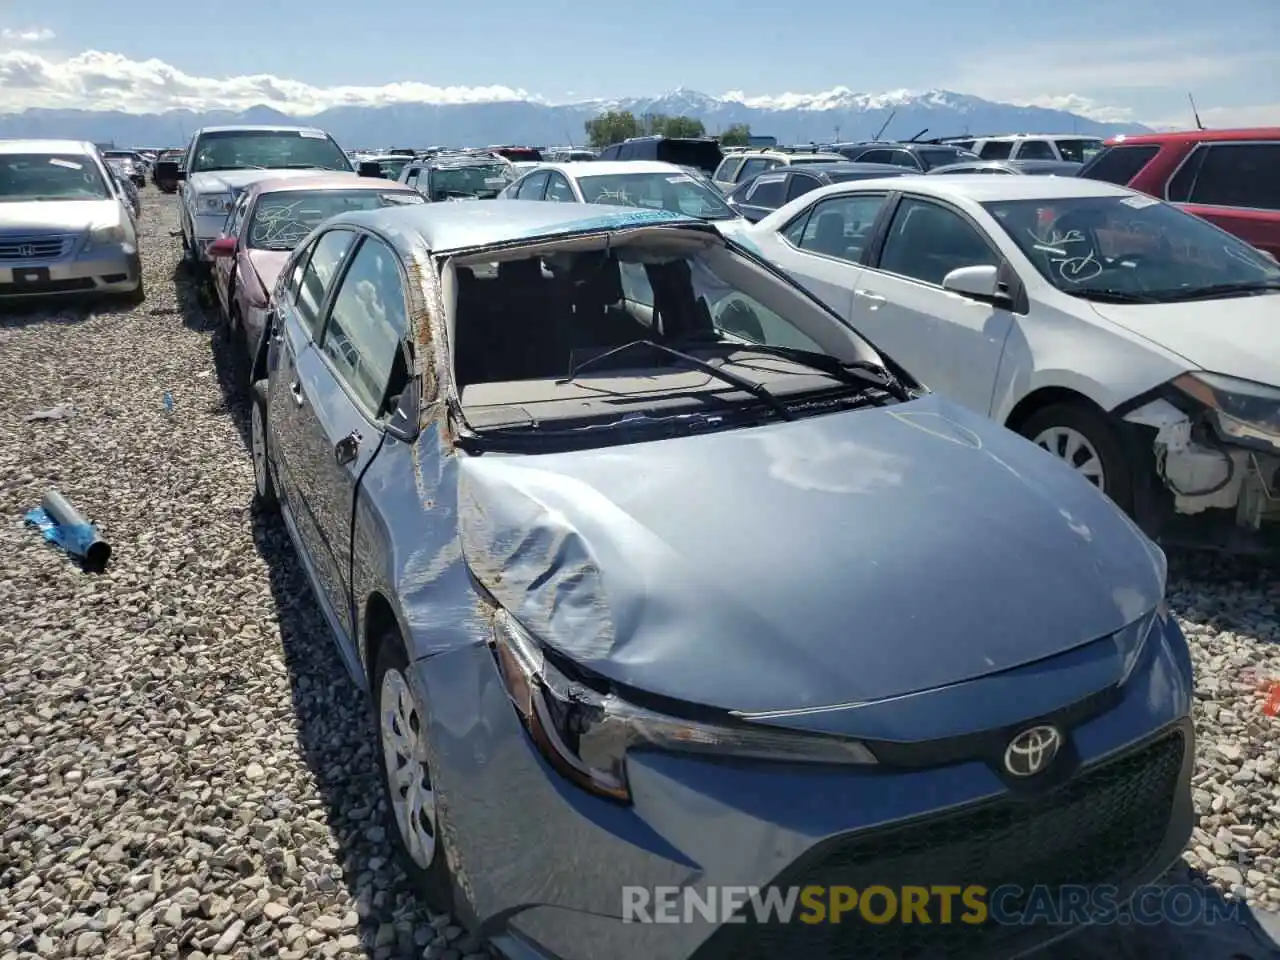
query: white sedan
[
  {"left": 741, "top": 174, "right": 1280, "bottom": 550},
  {"left": 497, "top": 160, "right": 748, "bottom": 234}
]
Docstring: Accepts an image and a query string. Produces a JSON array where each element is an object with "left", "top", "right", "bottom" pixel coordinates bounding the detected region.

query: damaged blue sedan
[{"left": 247, "top": 200, "right": 1194, "bottom": 960}]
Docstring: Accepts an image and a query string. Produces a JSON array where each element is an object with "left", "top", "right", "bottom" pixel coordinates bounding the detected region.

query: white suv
[{"left": 957, "top": 135, "right": 1104, "bottom": 165}]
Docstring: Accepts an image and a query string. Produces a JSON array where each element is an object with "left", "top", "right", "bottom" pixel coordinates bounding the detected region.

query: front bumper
[
  {"left": 411, "top": 613, "right": 1196, "bottom": 960},
  {"left": 0, "top": 246, "right": 140, "bottom": 298}
]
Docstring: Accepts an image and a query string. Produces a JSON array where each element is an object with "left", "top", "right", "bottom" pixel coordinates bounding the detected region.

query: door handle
[
  {"left": 854, "top": 289, "right": 886, "bottom": 303},
  {"left": 289, "top": 379, "right": 305, "bottom": 407},
  {"left": 334, "top": 430, "right": 362, "bottom": 466}
]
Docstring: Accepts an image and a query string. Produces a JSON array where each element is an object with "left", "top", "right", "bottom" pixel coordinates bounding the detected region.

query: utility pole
[{"left": 834, "top": 124, "right": 840, "bottom": 143}]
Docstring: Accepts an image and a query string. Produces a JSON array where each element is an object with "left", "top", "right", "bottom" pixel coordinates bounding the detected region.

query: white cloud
[
  {"left": 1143, "top": 102, "right": 1280, "bottom": 130},
  {"left": 1013, "top": 95, "right": 1135, "bottom": 124},
  {"left": 1, "top": 26, "right": 54, "bottom": 42},
  {"left": 0, "top": 49, "right": 542, "bottom": 114}
]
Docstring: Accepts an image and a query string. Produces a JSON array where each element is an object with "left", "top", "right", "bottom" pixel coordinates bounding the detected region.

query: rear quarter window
[{"left": 1078, "top": 144, "right": 1160, "bottom": 185}]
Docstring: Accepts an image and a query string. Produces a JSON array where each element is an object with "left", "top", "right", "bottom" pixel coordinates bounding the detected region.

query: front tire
[
  {"left": 1018, "top": 401, "right": 1136, "bottom": 513},
  {"left": 250, "top": 381, "right": 278, "bottom": 511},
  {"left": 372, "top": 632, "right": 457, "bottom": 913}
]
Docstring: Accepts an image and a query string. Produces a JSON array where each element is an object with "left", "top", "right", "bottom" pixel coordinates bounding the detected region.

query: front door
[
  {"left": 852, "top": 195, "right": 1014, "bottom": 415},
  {"left": 288, "top": 233, "right": 410, "bottom": 646},
  {"left": 268, "top": 228, "right": 359, "bottom": 537}
]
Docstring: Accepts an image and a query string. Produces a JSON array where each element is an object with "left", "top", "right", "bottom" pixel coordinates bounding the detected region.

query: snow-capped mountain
[{"left": 0, "top": 88, "right": 1147, "bottom": 147}]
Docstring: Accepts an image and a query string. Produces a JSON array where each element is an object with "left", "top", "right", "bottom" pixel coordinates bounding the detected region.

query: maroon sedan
[{"left": 208, "top": 175, "right": 424, "bottom": 364}]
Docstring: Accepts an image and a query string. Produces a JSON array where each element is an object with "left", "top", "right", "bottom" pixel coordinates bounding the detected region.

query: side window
[
  {"left": 296, "top": 229, "right": 357, "bottom": 335},
  {"left": 404, "top": 167, "right": 420, "bottom": 187},
  {"left": 876, "top": 198, "right": 998, "bottom": 286},
  {"left": 736, "top": 158, "right": 771, "bottom": 182},
  {"left": 1016, "top": 140, "right": 1056, "bottom": 160},
  {"left": 1166, "top": 147, "right": 1205, "bottom": 202},
  {"left": 318, "top": 238, "right": 409, "bottom": 413},
  {"left": 782, "top": 193, "right": 889, "bottom": 263},
  {"left": 1186, "top": 143, "right": 1280, "bottom": 211},
  {"left": 714, "top": 157, "right": 742, "bottom": 181},
  {"left": 517, "top": 171, "right": 549, "bottom": 199},
  {"left": 545, "top": 173, "right": 575, "bottom": 202},
  {"left": 225, "top": 193, "right": 251, "bottom": 238},
  {"left": 855, "top": 149, "right": 894, "bottom": 165},
  {"left": 978, "top": 141, "right": 1014, "bottom": 159},
  {"left": 785, "top": 173, "right": 821, "bottom": 202},
  {"left": 889, "top": 151, "right": 921, "bottom": 169},
  {"left": 745, "top": 173, "right": 787, "bottom": 208}
]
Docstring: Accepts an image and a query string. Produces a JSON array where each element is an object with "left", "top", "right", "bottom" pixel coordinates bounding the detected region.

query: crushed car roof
[{"left": 328, "top": 200, "right": 704, "bottom": 253}]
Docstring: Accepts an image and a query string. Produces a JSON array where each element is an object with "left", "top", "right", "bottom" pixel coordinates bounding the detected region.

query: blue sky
[{"left": 0, "top": 0, "right": 1276, "bottom": 125}]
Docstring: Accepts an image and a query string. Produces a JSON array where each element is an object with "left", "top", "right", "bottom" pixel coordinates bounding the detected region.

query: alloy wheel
[
  {"left": 380, "top": 668, "right": 437, "bottom": 869},
  {"left": 1033, "top": 425, "right": 1106, "bottom": 490}
]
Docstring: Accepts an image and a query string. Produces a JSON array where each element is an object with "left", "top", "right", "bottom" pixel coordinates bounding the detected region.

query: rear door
[
  {"left": 289, "top": 232, "right": 410, "bottom": 648},
  {"left": 1165, "top": 141, "right": 1280, "bottom": 258},
  {"left": 754, "top": 190, "right": 895, "bottom": 317}
]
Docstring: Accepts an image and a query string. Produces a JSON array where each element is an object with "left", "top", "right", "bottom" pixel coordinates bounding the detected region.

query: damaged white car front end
[{"left": 1124, "top": 373, "right": 1280, "bottom": 551}]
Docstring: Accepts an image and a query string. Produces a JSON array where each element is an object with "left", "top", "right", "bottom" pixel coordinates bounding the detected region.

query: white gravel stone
[
  {"left": 0, "top": 190, "right": 498, "bottom": 958},
  {"left": 0, "top": 189, "right": 1276, "bottom": 959}
]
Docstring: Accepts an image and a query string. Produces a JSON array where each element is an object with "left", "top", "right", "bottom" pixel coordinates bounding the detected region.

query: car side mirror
[
  {"left": 942, "top": 264, "right": 1006, "bottom": 303},
  {"left": 358, "top": 161, "right": 384, "bottom": 178},
  {"left": 207, "top": 236, "right": 236, "bottom": 258}
]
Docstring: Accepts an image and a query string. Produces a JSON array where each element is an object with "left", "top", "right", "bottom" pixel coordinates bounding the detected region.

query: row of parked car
[{"left": 5, "top": 120, "right": 1278, "bottom": 960}]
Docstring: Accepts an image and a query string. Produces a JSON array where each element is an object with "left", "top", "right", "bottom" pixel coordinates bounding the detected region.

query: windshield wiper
[
  {"left": 1070, "top": 288, "right": 1161, "bottom": 304},
  {"left": 1153, "top": 280, "right": 1280, "bottom": 302},
  {"left": 711, "top": 342, "right": 910, "bottom": 402},
  {"left": 558, "top": 339, "right": 796, "bottom": 421}
]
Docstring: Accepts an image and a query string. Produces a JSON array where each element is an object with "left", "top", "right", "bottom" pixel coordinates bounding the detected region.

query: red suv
[{"left": 1078, "top": 128, "right": 1280, "bottom": 258}]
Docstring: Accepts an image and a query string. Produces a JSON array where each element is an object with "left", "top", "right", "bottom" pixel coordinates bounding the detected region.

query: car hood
[
  {"left": 1090, "top": 296, "right": 1280, "bottom": 387},
  {"left": 245, "top": 249, "right": 290, "bottom": 291},
  {"left": 187, "top": 168, "right": 350, "bottom": 193},
  {"left": 0, "top": 199, "right": 120, "bottom": 232},
  {"left": 457, "top": 395, "right": 1165, "bottom": 715}
]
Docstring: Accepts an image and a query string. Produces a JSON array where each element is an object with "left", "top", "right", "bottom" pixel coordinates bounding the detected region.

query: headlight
[
  {"left": 197, "top": 193, "right": 234, "bottom": 215},
  {"left": 1172, "top": 371, "right": 1280, "bottom": 450},
  {"left": 490, "top": 609, "right": 877, "bottom": 803},
  {"left": 84, "top": 224, "right": 127, "bottom": 253}
]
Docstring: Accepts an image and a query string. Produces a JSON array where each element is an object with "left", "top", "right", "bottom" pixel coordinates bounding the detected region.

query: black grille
[{"left": 693, "top": 731, "right": 1184, "bottom": 960}]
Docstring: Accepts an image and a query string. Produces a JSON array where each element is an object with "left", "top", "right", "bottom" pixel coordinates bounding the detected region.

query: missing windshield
[{"left": 449, "top": 234, "right": 902, "bottom": 443}]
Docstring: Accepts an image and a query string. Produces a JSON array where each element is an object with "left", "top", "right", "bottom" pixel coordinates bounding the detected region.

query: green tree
[
  {"left": 719, "top": 123, "right": 751, "bottom": 146},
  {"left": 662, "top": 115, "right": 707, "bottom": 138},
  {"left": 585, "top": 110, "right": 640, "bottom": 147}
]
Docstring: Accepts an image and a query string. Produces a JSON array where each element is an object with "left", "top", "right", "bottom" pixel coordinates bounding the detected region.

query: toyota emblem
[
  {"left": 18, "top": 244, "right": 33, "bottom": 258},
  {"left": 1003, "top": 725, "right": 1062, "bottom": 777}
]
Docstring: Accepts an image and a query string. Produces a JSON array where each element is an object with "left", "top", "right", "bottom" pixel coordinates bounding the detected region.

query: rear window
[
  {"left": 498, "top": 148, "right": 542, "bottom": 162},
  {"left": 655, "top": 139, "right": 723, "bottom": 175},
  {"left": 1078, "top": 144, "right": 1159, "bottom": 185},
  {"left": 978, "top": 141, "right": 1014, "bottom": 159}
]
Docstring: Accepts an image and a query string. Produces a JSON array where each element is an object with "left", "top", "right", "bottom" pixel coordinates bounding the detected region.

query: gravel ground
[{"left": 0, "top": 188, "right": 1278, "bottom": 960}]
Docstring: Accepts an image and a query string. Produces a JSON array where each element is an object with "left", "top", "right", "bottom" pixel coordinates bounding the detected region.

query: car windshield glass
[
  {"left": 917, "top": 148, "right": 979, "bottom": 169},
  {"left": 983, "top": 195, "right": 1280, "bottom": 303},
  {"left": 577, "top": 172, "right": 737, "bottom": 220},
  {"left": 1055, "top": 139, "right": 1104, "bottom": 163},
  {"left": 428, "top": 163, "right": 512, "bottom": 199},
  {"left": 376, "top": 159, "right": 409, "bottom": 179},
  {"left": 190, "top": 131, "right": 352, "bottom": 173},
  {"left": 0, "top": 153, "right": 111, "bottom": 202},
  {"left": 247, "top": 189, "right": 424, "bottom": 249}
]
